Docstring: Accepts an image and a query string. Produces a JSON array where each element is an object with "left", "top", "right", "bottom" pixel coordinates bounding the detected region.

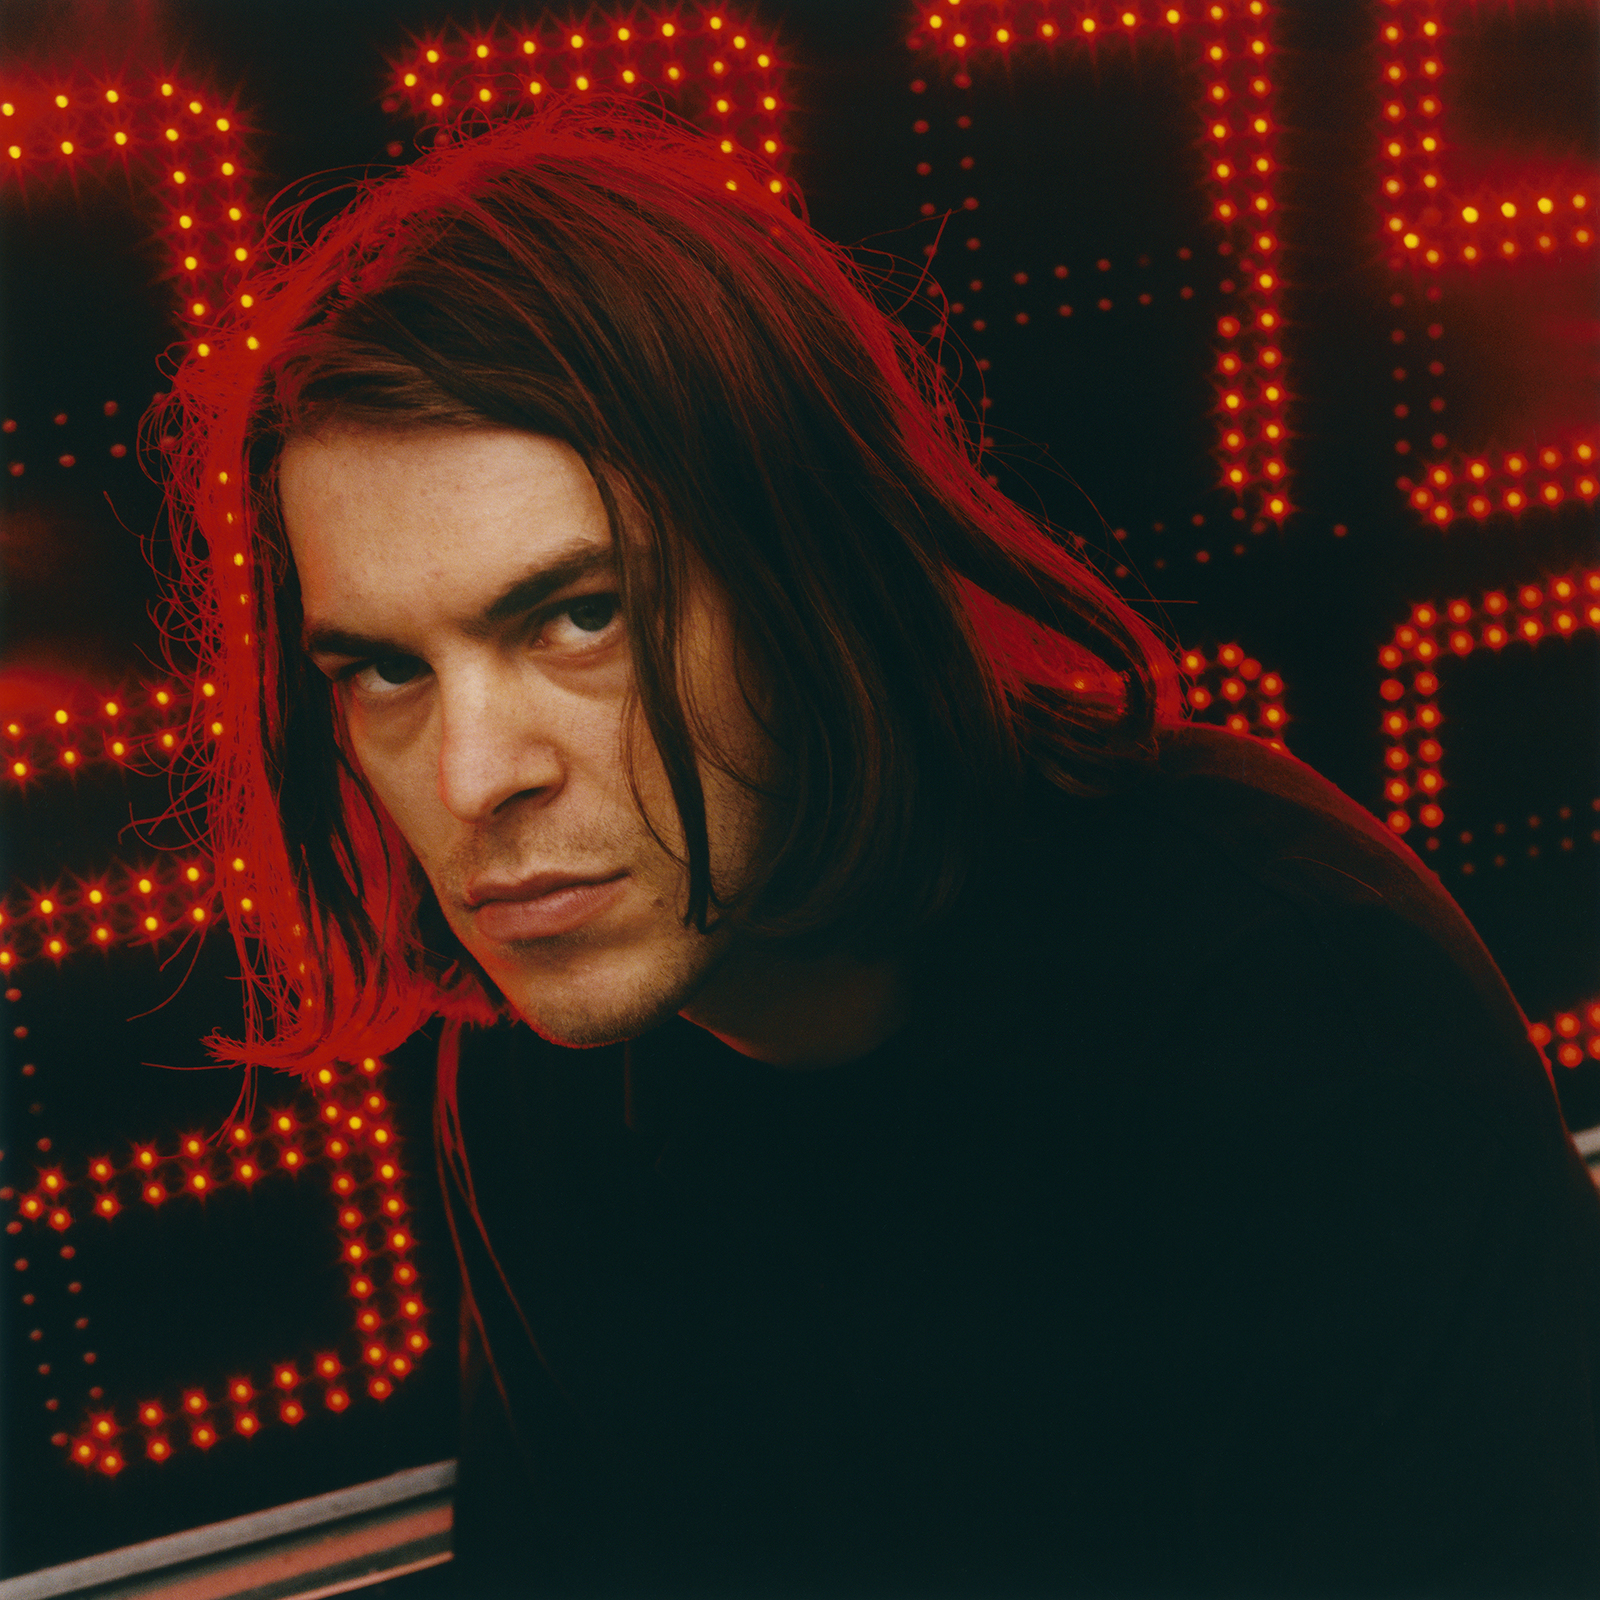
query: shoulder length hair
[{"left": 156, "top": 100, "right": 1182, "bottom": 1078}]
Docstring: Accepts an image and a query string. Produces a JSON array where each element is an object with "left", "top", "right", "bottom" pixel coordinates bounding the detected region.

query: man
[{"left": 161, "top": 106, "right": 1600, "bottom": 1595}]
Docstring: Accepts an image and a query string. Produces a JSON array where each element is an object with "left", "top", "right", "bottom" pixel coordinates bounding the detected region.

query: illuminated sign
[
  {"left": 6, "top": 1049, "right": 429, "bottom": 1474},
  {"left": 907, "top": 0, "right": 1293, "bottom": 523},
  {"left": 383, "top": 9, "right": 788, "bottom": 185},
  {"left": 1179, "top": 642, "right": 1289, "bottom": 743},
  {"left": 1377, "top": 568, "right": 1600, "bottom": 840},
  {"left": 0, "top": 69, "right": 256, "bottom": 364},
  {"left": 1532, "top": 1001, "right": 1600, "bottom": 1073},
  {"left": 2, "top": 679, "right": 433, "bottom": 1474},
  {"left": 1378, "top": 0, "right": 1599, "bottom": 525}
]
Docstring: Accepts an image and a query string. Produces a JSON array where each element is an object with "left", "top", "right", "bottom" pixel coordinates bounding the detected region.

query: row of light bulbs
[
  {"left": 1177, "top": 642, "right": 1289, "bottom": 741},
  {"left": 1377, "top": 571, "right": 1600, "bottom": 838},
  {"left": 911, "top": 0, "right": 1293, "bottom": 518},
  {"left": 0, "top": 75, "right": 251, "bottom": 342},
  {"left": 5, "top": 1051, "right": 433, "bottom": 1474},
  {"left": 919, "top": 2, "right": 1273, "bottom": 46},
  {"left": 1376, "top": 0, "right": 1596, "bottom": 525}
]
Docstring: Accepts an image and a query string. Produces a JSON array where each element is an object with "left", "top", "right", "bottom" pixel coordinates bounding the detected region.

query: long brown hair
[{"left": 157, "top": 100, "right": 1182, "bottom": 1077}]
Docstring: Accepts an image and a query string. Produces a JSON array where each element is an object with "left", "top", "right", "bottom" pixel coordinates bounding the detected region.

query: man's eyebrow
[
  {"left": 302, "top": 541, "right": 617, "bottom": 657},
  {"left": 467, "top": 542, "right": 616, "bottom": 637}
]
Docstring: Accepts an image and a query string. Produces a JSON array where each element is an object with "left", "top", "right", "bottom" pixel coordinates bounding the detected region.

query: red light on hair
[{"left": 154, "top": 59, "right": 1178, "bottom": 1178}]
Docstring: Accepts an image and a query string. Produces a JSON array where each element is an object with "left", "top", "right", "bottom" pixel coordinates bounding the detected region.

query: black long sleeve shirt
[{"left": 438, "top": 725, "right": 1600, "bottom": 1597}]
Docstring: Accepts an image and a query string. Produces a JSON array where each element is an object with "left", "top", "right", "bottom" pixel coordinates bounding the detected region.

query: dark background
[{"left": 1, "top": 0, "right": 1596, "bottom": 1578}]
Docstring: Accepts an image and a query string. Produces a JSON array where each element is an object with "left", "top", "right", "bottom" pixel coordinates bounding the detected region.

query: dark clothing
[{"left": 439, "top": 725, "right": 1600, "bottom": 1597}]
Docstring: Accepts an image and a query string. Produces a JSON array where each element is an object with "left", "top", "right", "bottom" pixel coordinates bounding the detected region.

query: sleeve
[
  {"left": 1150, "top": 896, "right": 1600, "bottom": 1597},
  {"left": 444, "top": 1298, "right": 543, "bottom": 1596}
]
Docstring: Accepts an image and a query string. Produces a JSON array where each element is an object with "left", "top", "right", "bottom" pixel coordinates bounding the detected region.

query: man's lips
[
  {"left": 464, "top": 870, "right": 627, "bottom": 908},
  {"left": 465, "top": 871, "right": 630, "bottom": 943}
]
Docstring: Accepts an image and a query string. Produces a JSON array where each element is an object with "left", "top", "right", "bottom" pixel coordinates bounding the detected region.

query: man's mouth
[{"left": 465, "top": 871, "right": 630, "bottom": 943}]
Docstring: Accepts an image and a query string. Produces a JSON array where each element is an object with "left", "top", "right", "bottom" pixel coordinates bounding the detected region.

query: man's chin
[
  {"left": 477, "top": 918, "right": 741, "bottom": 1051},
  {"left": 501, "top": 972, "right": 696, "bottom": 1052},
  {"left": 521, "top": 1015, "right": 638, "bottom": 1050}
]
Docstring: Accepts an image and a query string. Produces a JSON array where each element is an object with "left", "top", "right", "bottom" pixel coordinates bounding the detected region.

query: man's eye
[
  {"left": 561, "top": 595, "right": 618, "bottom": 634},
  {"left": 539, "top": 594, "right": 622, "bottom": 646},
  {"left": 339, "top": 655, "right": 427, "bottom": 694},
  {"left": 370, "top": 655, "right": 426, "bottom": 685}
]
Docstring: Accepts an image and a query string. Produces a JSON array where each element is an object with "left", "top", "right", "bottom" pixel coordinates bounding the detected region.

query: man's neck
[{"left": 678, "top": 943, "right": 909, "bottom": 1070}]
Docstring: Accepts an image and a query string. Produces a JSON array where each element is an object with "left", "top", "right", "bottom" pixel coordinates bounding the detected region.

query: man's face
[{"left": 280, "top": 425, "right": 766, "bottom": 1048}]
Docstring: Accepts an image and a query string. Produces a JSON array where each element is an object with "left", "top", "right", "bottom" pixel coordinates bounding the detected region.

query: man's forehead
[{"left": 278, "top": 426, "right": 625, "bottom": 649}]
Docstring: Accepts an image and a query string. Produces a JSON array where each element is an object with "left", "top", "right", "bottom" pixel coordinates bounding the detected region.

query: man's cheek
[{"left": 363, "top": 768, "right": 443, "bottom": 877}]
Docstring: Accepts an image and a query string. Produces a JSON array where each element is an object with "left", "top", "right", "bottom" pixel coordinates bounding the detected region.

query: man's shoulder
[
  {"left": 1145, "top": 722, "right": 1442, "bottom": 917},
  {"left": 1003, "top": 724, "right": 1548, "bottom": 1101},
  {"left": 1014, "top": 722, "right": 1455, "bottom": 955},
  {"left": 1148, "top": 726, "right": 1542, "bottom": 1048},
  {"left": 1056, "top": 723, "right": 1508, "bottom": 989}
]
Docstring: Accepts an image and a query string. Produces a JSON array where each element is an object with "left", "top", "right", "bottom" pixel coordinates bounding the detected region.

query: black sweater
[{"left": 438, "top": 725, "right": 1600, "bottom": 1597}]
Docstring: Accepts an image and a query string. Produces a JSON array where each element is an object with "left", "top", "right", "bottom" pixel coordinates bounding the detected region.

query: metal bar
[{"left": 0, "top": 1461, "right": 456, "bottom": 1600}]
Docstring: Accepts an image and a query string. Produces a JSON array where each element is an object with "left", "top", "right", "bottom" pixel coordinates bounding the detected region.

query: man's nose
[{"left": 437, "top": 670, "right": 562, "bottom": 824}]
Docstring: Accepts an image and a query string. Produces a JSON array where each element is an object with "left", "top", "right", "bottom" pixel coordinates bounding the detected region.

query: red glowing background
[{"left": 0, "top": 0, "right": 1594, "bottom": 1556}]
